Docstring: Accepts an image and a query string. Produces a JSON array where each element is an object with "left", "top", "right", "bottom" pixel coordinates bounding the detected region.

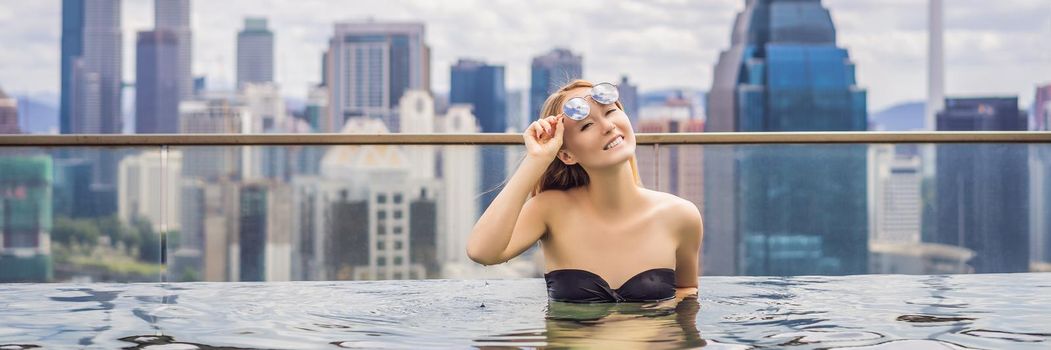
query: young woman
[{"left": 467, "top": 80, "right": 703, "bottom": 303}]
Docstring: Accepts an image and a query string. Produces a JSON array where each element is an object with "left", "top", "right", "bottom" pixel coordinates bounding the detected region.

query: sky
[{"left": 0, "top": 0, "right": 1048, "bottom": 113}]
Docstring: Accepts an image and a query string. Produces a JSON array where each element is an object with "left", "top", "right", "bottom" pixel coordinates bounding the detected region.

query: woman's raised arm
[{"left": 466, "top": 116, "right": 565, "bottom": 265}]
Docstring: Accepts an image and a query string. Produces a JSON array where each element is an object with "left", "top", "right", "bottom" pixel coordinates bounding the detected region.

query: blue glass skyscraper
[
  {"left": 706, "top": 0, "right": 868, "bottom": 275},
  {"left": 60, "top": 0, "right": 84, "bottom": 135},
  {"left": 450, "top": 59, "right": 507, "bottom": 215},
  {"left": 529, "top": 49, "right": 582, "bottom": 122},
  {"left": 934, "top": 97, "right": 1029, "bottom": 273}
]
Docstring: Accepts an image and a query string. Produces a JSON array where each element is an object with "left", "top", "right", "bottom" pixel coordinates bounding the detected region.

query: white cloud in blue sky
[{"left": 0, "top": 0, "right": 1048, "bottom": 111}]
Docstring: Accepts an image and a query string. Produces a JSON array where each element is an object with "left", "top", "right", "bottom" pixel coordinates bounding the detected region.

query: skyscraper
[
  {"left": 135, "top": 30, "right": 179, "bottom": 133},
  {"left": 74, "top": 0, "right": 122, "bottom": 134},
  {"left": 529, "top": 48, "right": 582, "bottom": 122},
  {"left": 927, "top": 0, "right": 945, "bottom": 131},
  {"left": 236, "top": 18, "right": 274, "bottom": 89},
  {"left": 706, "top": 0, "right": 868, "bottom": 276},
  {"left": 1032, "top": 84, "right": 1051, "bottom": 131},
  {"left": 450, "top": 59, "right": 507, "bottom": 215},
  {"left": 934, "top": 97, "right": 1029, "bottom": 273},
  {"left": 326, "top": 21, "right": 430, "bottom": 133},
  {"left": 618, "top": 76, "right": 640, "bottom": 130},
  {"left": 155, "top": 0, "right": 193, "bottom": 100},
  {"left": 60, "top": 0, "right": 85, "bottom": 134},
  {"left": 0, "top": 86, "right": 18, "bottom": 134},
  {"left": 0, "top": 156, "right": 54, "bottom": 282}
]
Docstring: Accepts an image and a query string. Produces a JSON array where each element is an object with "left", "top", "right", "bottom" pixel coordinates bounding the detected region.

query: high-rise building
[
  {"left": 0, "top": 156, "right": 54, "bottom": 282},
  {"left": 118, "top": 150, "right": 182, "bottom": 232},
  {"left": 398, "top": 90, "right": 436, "bottom": 180},
  {"left": 0, "top": 86, "right": 18, "bottom": 134},
  {"left": 934, "top": 97, "right": 1029, "bottom": 273},
  {"left": 237, "top": 18, "right": 274, "bottom": 89},
  {"left": 155, "top": 0, "right": 192, "bottom": 101},
  {"left": 618, "top": 76, "right": 640, "bottom": 129},
  {"left": 73, "top": 0, "right": 122, "bottom": 134},
  {"left": 231, "top": 181, "right": 292, "bottom": 282},
  {"left": 927, "top": 0, "right": 944, "bottom": 131},
  {"left": 450, "top": 59, "right": 507, "bottom": 215},
  {"left": 529, "top": 48, "right": 582, "bottom": 122},
  {"left": 60, "top": 0, "right": 85, "bottom": 134},
  {"left": 135, "top": 30, "right": 180, "bottom": 133},
  {"left": 305, "top": 85, "right": 328, "bottom": 132},
  {"left": 292, "top": 118, "right": 435, "bottom": 280},
  {"left": 179, "top": 98, "right": 244, "bottom": 181},
  {"left": 326, "top": 21, "right": 430, "bottom": 133},
  {"left": 1032, "top": 84, "right": 1051, "bottom": 131},
  {"left": 706, "top": 0, "right": 868, "bottom": 276},
  {"left": 451, "top": 59, "right": 507, "bottom": 133},
  {"left": 505, "top": 89, "right": 528, "bottom": 132}
]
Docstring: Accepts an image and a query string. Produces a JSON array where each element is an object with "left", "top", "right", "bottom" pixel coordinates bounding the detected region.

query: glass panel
[
  {"left": 0, "top": 147, "right": 165, "bottom": 283},
  {"left": 659, "top": 143, "right": 1050, "bottom": 276},
  {"left": 164, "top": 144, "right": 545, "bottom": 282}
]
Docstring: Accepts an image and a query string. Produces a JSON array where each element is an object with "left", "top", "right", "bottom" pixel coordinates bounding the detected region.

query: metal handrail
[{"left": 0, "top": 131, "right": 1049, "bottom": 146}]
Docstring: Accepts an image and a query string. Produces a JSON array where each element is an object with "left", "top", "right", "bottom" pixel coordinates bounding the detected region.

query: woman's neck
[{"left": 583, "top": 160, "right": 644, "bottom": 216}]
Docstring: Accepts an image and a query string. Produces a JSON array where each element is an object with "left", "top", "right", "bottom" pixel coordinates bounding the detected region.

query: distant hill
[
  {"left": 17, "top": 97, "right": 59, "bottom": 134},
  {"left": 870, "top": 101, "right": 925, "bottom": 131}
]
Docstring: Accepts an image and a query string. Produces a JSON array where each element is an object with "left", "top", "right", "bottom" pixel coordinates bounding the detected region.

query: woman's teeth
[{"left": 604, "top": 136, "right": 623, "bottom": 150}]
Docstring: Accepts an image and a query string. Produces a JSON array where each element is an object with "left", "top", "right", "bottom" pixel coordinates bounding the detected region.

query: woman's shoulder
[
  {"left": 641, "top": 189, "right": 702, "bottom": 225},
  {"left": 641, "top": 188, "right": 697, "bottom": 211}
]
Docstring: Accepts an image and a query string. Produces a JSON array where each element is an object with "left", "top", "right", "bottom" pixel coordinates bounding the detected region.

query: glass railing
[{"left": 1, "top": 132, "right": 1048, "bottom": 282}]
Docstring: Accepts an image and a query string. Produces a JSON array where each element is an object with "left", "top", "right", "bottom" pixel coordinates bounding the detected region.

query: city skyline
[{"left": 1, "top": 0, "right": 1048, "bottom": 118}]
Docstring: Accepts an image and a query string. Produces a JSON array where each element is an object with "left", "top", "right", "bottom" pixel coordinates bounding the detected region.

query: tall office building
[
  {"left": 155, "top": 0, "right": 192, "bottom": 100},
  {"left": 73, "top": 0, "right": 122, "bottom": 134},
  {"left": 237, "top": 18, "right": 274, "bottom": 89},
  {"left": 1033, "top": 85, "right": 1051, "bottom": 267},
  {"left": 398, "top": 90, "right": 436, "bottom": 180},
  {"left": 0, "top": 87, "right": 18, "bottom": 134},
  {"left": 326, "top": 21, "right": 430, "bottom": 133},
  {"left": 706, "top": 0, "right": 868, "bottom": 275},
  {"left": 618, "top": 76, "right": 640, "bottom": 130},
  {"left": 927, "top": 0, "right": 945, "bottom": 131},
  {"left": 934, "top": 97, "right": 1029, "bottom": 273},
  {"left": 435, "top": 106, "right": 480, "bottom": 273},
  {"left": 529, "top": 48, "right": 582, "bottom": 122},
  {"left": 0, "top": 156, "right": 54, "bottom": 282},
  {"left": 60, "top": 0, "right": 85, "bottom": 134},
  {"left": 118, "top": 150, "right": 183, "bottom": 233},
  {"left": 450, "top": 59, "right": 507, "bottom": 214},
  {"left": 135, "top": 30, "right": 180, "bottom": 133},
  {"left": 292, "top": 118, "right": 435, "bottom": 281},
  {"left": 1032, "top": 84, "right": 1051, "bottom": 131},
  {"left": 179, "top": 98, "right": 244, "bottom": 181}
]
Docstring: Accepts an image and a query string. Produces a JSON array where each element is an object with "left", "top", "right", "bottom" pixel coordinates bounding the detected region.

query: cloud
[{"left": 0, "top": 0, "right": 1047, "bottom": 112}]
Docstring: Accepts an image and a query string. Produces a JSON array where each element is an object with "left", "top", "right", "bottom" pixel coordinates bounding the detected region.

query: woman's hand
[{"left": 524, "top": 115, "right": 565, "bottom": 161}]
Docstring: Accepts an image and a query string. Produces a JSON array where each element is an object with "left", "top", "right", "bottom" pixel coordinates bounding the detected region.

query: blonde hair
[{"left": 531, "top": 79, "right": 643, "bottom": 196}]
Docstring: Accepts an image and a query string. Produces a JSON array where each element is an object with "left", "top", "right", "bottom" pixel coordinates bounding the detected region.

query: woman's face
[{"left": 558, "top": 86, "right": 636, "bottom": 169}]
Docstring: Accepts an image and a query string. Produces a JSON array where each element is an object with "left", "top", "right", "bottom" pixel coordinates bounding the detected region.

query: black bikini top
[{"left": 544, "top": 268, "right": 676, "bottom": 303}]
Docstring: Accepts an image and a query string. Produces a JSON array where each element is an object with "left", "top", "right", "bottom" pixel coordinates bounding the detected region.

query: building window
[
  {"left": 393, "top": 210, "right": 402, "bottom": 219},
  {"left": 393, "top": 272, "right": 403, "bottom": 279},
  {"left": 378, "top": 224, "right": 386, "bottom": 235},
  {"left": 377, "top": 241, "right": 385, "bottom": 250},
  {"left": 378, "top": 210, "right": 386, "bottom": 220},
  {"left": 377, "top": 194, "right": 387, "bottom": 203},
  {"left": 394, "top": 241, "right": 403, "bottom": 250},
  {"left": 393, "top": 226, "right": 403, "bottom": 234},
  {"left": 394, "top": 256, "right": 403, "bottom": 265},
  {"left": 393, "top": 194, "right": 403, "bottom": 204},
  {"left": 378, "top": 257, "right": 386, "bottom": 266}
]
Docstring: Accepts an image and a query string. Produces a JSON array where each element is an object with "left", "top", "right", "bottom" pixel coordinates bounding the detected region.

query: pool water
[{"left": 1, "top": 273, "right": 1049, "bottom": 349}]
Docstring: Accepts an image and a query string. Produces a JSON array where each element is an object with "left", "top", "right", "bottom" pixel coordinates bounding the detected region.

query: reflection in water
[
  {"left": 0, "top": 275, "right": 1049, "bottom": 348},
  {"left": 477, "top": 296, "right": 706, "bottom": 349}
]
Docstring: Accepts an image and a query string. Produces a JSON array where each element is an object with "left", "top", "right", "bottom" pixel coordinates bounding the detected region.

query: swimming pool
[{"left": 1, "top": 273, "right": 1048, "bottom": 349}]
